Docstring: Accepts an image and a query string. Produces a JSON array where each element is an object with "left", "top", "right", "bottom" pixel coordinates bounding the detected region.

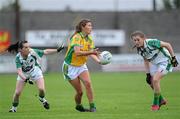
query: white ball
[{"left": 99, "top": 51, "right": 112, "bottom": 65}]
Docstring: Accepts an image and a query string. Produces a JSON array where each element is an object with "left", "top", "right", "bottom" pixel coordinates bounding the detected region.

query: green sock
[
  {"left": 159, "top": 94, "right": 164, "bottom": 102},
  {"left": 153, "top": 93, "right": 160, "bottom": 105},
  {"left": 90, "top": 103, "right": 96, "bottom": 108},
  {"left": 12, "top": 102, "right": 19, "bottom": 107}
]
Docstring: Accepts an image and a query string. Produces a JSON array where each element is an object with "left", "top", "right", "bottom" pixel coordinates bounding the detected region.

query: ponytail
[
  {"left": 7, "top": 41, "right": 19, "bottom": 53},
  {"left": 7, "top": 40, "right": 28, "bottom": 54}
]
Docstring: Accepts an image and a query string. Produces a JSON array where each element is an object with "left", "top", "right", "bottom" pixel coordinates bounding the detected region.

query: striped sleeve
[{"left": 147, "top": 39, "right": 161, "bottom": 48}]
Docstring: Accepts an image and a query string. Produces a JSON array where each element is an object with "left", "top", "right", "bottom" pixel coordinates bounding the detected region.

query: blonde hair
[
  {"left": 75, "top": 19, "right": 91, "bottom": 33},
  {"left": 130, "top": 31, "right": 146, "bottom": 40},
  {"left": 70, "top": 19, "right": 91, "bottom": 40}
]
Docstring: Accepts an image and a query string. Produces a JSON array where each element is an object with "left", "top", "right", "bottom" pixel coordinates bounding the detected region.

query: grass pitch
[{"left": 0, "top": 72, "right": 180, "bottom": 119}]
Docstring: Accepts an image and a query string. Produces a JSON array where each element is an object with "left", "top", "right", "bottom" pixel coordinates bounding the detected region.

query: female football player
[
  {"left": 8, "top": 40, "right": 64, "bottom": 112},
  {"left": 131, "top": 31, "right": 178, "bottom": 111},
  {"left": 62, "top": 19, "right": 101, "bottom": 112}
]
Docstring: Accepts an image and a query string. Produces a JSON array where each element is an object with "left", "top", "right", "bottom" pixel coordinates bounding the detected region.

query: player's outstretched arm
[
  {"left": 44, "top": 43, "right": 64, "bottom": 55},
  {"left": 44, "top": 49, "right": 58, "bottom": 55}
]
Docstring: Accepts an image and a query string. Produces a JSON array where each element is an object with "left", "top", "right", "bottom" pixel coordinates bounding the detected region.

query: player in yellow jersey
[{"left": 62, "top": 19, "right": 101, "bottom": 112}]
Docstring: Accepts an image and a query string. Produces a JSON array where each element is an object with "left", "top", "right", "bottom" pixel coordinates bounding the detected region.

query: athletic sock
[
  {"left": 12, "top": 102, "right": 18, "bottom": 107},
  {"left": 39, "top": 96, "right": 47, "bottom": 103},
  {"left": 11, "top": 106, "right": 17, "bottom": 110},
  {"left": 90, "top": 102, "right": 96, "bottom": 109},
  {"left": 153, "top": 93, "right": 160, "bottom": 105},
  {"left": 10, "top": 102, "right": 18, "bottom": 111},
  {"left": 159, "top": 94, "right": 164, "bottom": 102}
]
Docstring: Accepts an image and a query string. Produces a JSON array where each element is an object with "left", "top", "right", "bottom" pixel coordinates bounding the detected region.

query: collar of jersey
[
  {"left": 143, "top": 40, "right": 148, "bottom": 49},
  {"left": 18, "top": 52, "right": 31, "bottom": 60},
  {"left": 79, "top": 32, "right": 89, "bottom": 40}
]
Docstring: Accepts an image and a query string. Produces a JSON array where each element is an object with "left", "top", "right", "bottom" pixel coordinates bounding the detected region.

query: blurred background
[{"left": 0, "top": 0, "right": 180, "bottom": 73}]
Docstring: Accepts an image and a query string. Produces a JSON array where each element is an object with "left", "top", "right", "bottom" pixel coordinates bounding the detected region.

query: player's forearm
[
  {"left": 44, "top": 49, "right": 58, "bottom": 55},
  {"left": 90, "top": 54, "right": 100, "bottom": 64},
  {"left": 75, "top": 50, "right": 95, "bottom": 56},
  {"left": 165, "top": 43, "right": 175, "bottom": 57},
  {"left": 161, "top": 41, "right": 175, "bottom": 57},
  {"left": 17, "top": 69, "right": 26, "bottom": 81}
]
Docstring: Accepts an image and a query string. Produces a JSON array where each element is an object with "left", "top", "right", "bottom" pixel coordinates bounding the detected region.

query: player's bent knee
[
  {"left": 152, "top": 78, "right": 159, "bottom": 83},
  {"left": 77, "top": 91, "right": 83, "bottom": 96}
]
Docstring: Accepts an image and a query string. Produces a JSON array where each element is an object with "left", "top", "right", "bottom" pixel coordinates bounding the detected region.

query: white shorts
[
  {"left": 62, "top": 61, "right": 88, "bottom": 80},
  {"left": 150, "top": 60, "right": 173, "bottom": 76},
  {"left": 17, "top": 66, "right": 43, "bottom": 81}
]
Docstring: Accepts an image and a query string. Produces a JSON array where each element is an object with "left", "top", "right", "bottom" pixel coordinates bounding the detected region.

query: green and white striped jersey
[
  {"left": 137, "top": 39, "right": 171, "bottom": 64},
  {"left": 15, "top": 49, "right": 44, "bottom": 73}
]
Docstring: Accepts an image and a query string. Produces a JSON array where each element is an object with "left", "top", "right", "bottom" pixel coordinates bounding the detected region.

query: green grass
[{"left": 0, "top": 72, "right": 180, "bottom": 119}]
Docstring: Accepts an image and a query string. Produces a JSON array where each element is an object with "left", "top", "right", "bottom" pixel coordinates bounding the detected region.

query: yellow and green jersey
[{"left": 64, "top": 32, "right": 95, "bottom": 66}]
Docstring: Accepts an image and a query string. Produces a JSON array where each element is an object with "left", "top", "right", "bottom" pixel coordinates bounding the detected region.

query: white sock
[{"left": 39, "top": 97, "right": 47, "bottom": 103}]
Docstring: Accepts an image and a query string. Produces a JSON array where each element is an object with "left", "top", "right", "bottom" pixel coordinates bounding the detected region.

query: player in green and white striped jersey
[
  {"left": 7, "top": 40, "right": 64, "bottom": 112},
  {"left": 131, "top": 31, "right": 178, "bottom": 111}
]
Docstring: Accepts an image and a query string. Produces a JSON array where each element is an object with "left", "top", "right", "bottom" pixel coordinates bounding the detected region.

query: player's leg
[
  {"left": 35, "top": 77, "right": 50, "bottom": 109},
  {"left": 69, "top": 78, "right": 83, "bottom": 105},
  {"left": 63, "top": 62, "right": 90, "bottom": 112},
  {"left": 150, "top": 64, "right": 167, "bottom": 110},
  {"left": 32, "top": 66, "right": 49, "bottom": 109},
  {"left": 79, "top": 70, "right": 96, "bottom": 112},
  {"left": 69, "top": 78, "right": 89, "bottom": 112},
  {"left": 157, "top": 62, "right": 172, "bottom": 107},
  {"left": 151, "top": 61, "right": 171, "bottom": 111},
  {"left": 151, "top": 71, "right": 163, "bottom": 110},
  {"left": 159, "top": 94, "right": 167, "bottom": 107},
  {"left": 9, "top": 79, "right": 26, "bottom": 112}
]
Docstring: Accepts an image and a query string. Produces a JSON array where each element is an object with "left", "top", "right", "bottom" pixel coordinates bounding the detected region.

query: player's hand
[
  {"left": 146, "top": 73, "right": 152, "bottom": 85},
  {"left": 146, "top": 73, "right": 154, "bottom": 89},
  {"left": 24, "top": 78, "right": 29, "bottom": 83},
  {"left": 92, "top": 48, "right": 100, "bottom": 55},
  {"left": 28, "top": 80, "right": 34, "bottom": 85},
  {"left": 24, "top": 78, "right": 34, "bottom": 85},
  {"left": 171, "top": 56, "right": 178, "bottom": 67},
  {"left": 57, "top": 43, "right": 64, "bottom": 52}
]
